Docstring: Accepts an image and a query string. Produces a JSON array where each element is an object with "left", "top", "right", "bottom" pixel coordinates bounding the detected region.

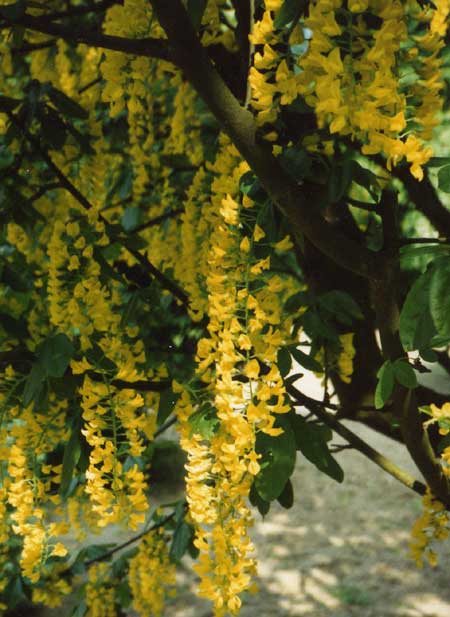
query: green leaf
[
  {"left": 122, "top": 207, "right": 142, "bottom": 232},
  {"left": 3, "top": 575, "right": 27, "bottom": 609},
  {"left": 399, "top": 271, "right": 433, "bottom": 351},
  {"left": 249, "top": 483, "right": 270, "bottom": 516},
  {"left": 319, "top": 290, "right": 364, "bottom": 324},
  {"left": 279, "top": 146, "right": 311, "bottom": 180},
  {"left": 301, "top": 309, "right": 340, "bottom": 348},
  {"left": 255, "top": 416, "right": 297, "bottom": 501},
  {"left": 290, "top": 347, "right": 323, "bottom": 372},
  {"left": 38, "top": 333, "right": 74, "bottom": 378},
  {"left": 23, "top": 362, "right": 46, "bottom": 407},
  {"left": 429, "top": 258, "right": 450, "bottom": 338},
  {"left": 0, "top": 95, "right": 21, "bottom": 112},
  {"left": 329, "top": 158, "right": 353, "bottom": 203},
  {"left": 393, "top": 359, "right": 418, "bottom": 389},
  {"left": 437, "top": 165, "right": 450, "bottom": 193},
  {"left": 437, "top": 417, "right": 450, "bottom": 433},
  {"left": 400, "top": 244, "right": 450, "bottom": 260},
  {"left": 284, "top": 290, "right": 310, "bottom": 313},
  {"left": 419, "top": 348, "right": 438, "bottom": 363},
  {"left": 188, "top": 406, "right": 219, "bottom": 439},
  {"left": 274, "top": 0, "right": 303, "bottom": 28},
  {"left": 375, "top": 361, "right": 394, "bottom": 409},
  {"left": 427, "top": 157, "right": 450, "bottom": 168},
  {"left": 0, "top": 146, "right": 14, "bottom": 170},
  {"left": 1, "top": 262, "right": 30, "bottom": 292},
  {"left": 277, "top": 479, "right": 294, "bottom": 509},
  {"left": 290, "top": 415, "right": 344, "bottom": 483},
  {"left": 47, "top": 85, "right": 89, "bottom": 120},
  {"left": 277, "top": 347, "right": 292, "bottom": 377},
  {"left": 157, "top": 389, "right": 180, "bottom": 425},
  {"left": 170, "top": 519, "right": 194, "bottom": 561},
  {"left": 0, "top": 312, "right": 28, "bottom": 339},
  {"left": 60, "top": 416, "right": 82, "bottom": 498},
  {"left": 350, "top": 160, "right": 380, "bottom": 199},
  {"left": 187, "top": 0, "right": 208, "bottom": 30},
  {"left": 115, "top": 580, "right": 132, "bottom": 609},
  {"left": 437, "top": 433, "right": 450, "bottom": 454},
  {"left": 119, "top": 292, "right": 140, "bottom": 328}
]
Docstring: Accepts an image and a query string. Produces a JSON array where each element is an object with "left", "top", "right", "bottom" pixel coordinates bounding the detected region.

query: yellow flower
[
  {"left": 244, "top": 359, "right": 260, "bottom": 380},
  {"left": 240, "top": 237, "right": 251, "bottom": 253},
  {"left": 52, "top": 542, "right": 68, "bottom": 557},
  {"left": 253, "top": 224, "right": 266, "bottom": 241}
]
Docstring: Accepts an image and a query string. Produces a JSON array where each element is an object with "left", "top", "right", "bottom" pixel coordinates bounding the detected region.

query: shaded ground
[{"left": 161, "top": 422, "right": 450, "bottom": 617}]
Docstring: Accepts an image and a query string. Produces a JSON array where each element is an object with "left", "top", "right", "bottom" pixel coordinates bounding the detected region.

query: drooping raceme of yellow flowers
[
  {"left": 409, "top": 402, "right": 450, "bottom": 567},
  {"left": 251, "top": 0, "right": 450, "bottom": 180},
  {"left": 129, "top": 528, "right": 177, "bottom": 615},
  {"left": 172, "top": 135, "right": 301, "bottom": 615},
  {"left": 85, "top": 562, "right": 117, "bottom": 617},
  {"left": 410, "top": 488, "right": 450, "bottom": 567}
]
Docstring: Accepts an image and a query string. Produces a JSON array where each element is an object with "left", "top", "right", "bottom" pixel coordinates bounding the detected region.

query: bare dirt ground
[{"left": 163, "top": 423, "right": 450, "bottom": 617}]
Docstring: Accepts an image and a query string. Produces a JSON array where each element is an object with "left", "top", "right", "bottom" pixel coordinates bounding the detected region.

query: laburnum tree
[{"left": 1, "top": 0, "right": 450, "bottom": 615}]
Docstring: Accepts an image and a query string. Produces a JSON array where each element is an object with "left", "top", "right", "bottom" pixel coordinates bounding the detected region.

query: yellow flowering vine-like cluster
[
  {"left": 409, "top": 403, "right": 450, "bottom": 567},
  {"left": 410, "top": 488, "right": 450, "bottom": 567},
  {"left": 250, "top": 0, "right": 450, "bottom": 179},
  {"left": 173, "top": 136, "right": 300, "bottom": 615},
  {"left": 128, "top": 528, "right": 177, "bottom": 615}
]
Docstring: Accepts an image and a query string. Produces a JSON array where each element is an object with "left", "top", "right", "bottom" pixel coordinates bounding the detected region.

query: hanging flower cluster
[
  {"left": 409, "top": 402, "right": 450, "bottom": 567},
  {"left": 250, "top": 0, "right": 450, "bottom": 179},
  {"left": 249, "top": 1, "right": 304, "bottom": 137},
  {"left": 129, "top": 528, "right": 177, "bottom": 615},
  {"left": 172, "top": 136, "right": 301, "bottom": 615},
  {"left": 299, "top": 0, "right": 450, "bottom": 179},
  {"left": 424, "top": 402, "right": 450, "bottom": 478},
  {"left": 0, "top": 392, "right": 70, "bottom": 584},
  {"left": 85, "top": 562, "right": 117, "bottom": 617},
  {"left": 410, "top": 488, "right": 450, "bottom": 567}
]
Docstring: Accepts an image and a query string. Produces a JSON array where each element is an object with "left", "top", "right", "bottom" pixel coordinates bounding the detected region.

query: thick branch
[
  {"left": 230, "top": 0, "right": 254, "bottom": 104},
  {"left": 8, "top": 13, "right": 174, "bottom": 63},
  {"left": 396, "top": 167, "right": 450, "bottom": 237},
  {"left": 369, "top": 190, "right": 450, "bottom": 504},
  {"left": 151, "top": 0, "right": 382, "bottom": 280},
  {"left": 287, "top": 385, "right": 427, "bottom": 498},
  {"left": 33, "top": 0, "right": 119, "bottom": 21}
]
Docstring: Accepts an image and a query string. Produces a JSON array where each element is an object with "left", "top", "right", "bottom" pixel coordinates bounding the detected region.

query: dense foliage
[{"left": 0, "top": 0, "right": 450, "bottom": 615}]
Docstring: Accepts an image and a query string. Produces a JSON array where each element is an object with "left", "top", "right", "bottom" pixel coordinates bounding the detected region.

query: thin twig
[
  {"left": 78, "top": 76, "right": 102, "bottom": 95},
  {"left": 28, "top": 182, "right": 62, "bottom": 202},
  {"left": 86, "top": 370, "right": 171, "bottom": 392},
  {"left": 400, "top": 237, "right": 450, "bottom": 245},
  {"left": 347, "top": 197, "right": 378, "bottom": 211},
  {"left": 287, "top": 384, "right": 427, "bottom": 498},
  {"left": 133, "top": 208, "right": 184, "bottom": 233},
  {"left": 84, "top": 510, "right": 179, "bottom": 567},
  {"left": 8, "top": 111, "right": 189, "bottom": 306},
  {"left": 290, "top": 390, "right": 378, "bottom": 413},
  {"left": 154, "top": 416, "right": 177, "bottom": 439}
]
